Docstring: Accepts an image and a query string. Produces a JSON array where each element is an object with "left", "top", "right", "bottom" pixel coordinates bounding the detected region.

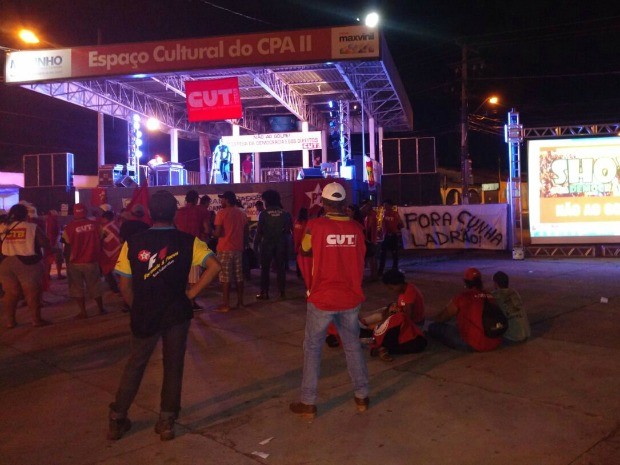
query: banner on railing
[{"left": 399, "top": 204, "right": 507, "bottom": 250}]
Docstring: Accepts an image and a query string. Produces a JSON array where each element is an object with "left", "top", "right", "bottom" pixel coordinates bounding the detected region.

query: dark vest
[{"left": 126, "top": 227, "right": 194, "bottom": 337}]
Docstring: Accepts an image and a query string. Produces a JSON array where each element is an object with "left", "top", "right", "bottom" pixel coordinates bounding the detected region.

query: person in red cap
[
  {"left": 427, "top": 267, "right": 501, "bottom": 352},
  {"left": 62, "top": 203, "right": 106, "bottom": 318}
]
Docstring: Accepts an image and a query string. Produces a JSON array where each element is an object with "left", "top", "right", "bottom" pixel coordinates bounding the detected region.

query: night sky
[{"left": 0, "top": 0, "right": 618, "bottom": 175}]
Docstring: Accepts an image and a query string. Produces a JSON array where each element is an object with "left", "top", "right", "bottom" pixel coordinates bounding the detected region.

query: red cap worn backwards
[{"left": 464, "top": 267, "right": 481, "bottom": 281}]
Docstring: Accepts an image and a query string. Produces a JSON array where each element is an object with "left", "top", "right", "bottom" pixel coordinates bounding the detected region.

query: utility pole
[{"left": 460, "top": 43, "right": 470, "bottom": 205}]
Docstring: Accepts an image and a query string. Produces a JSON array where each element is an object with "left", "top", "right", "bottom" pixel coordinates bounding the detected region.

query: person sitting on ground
[
  {"left": 366, "top": 299, "right": 427, "bottom": 362},
  {"left": 380, "top": 269, "right": 426, "bottom": 326},
  {"left": 427, "top": 267, "right": 501, "bottom": 352},
  {"left": 492, "top": 271, "right": 531, "bottom": 342}
]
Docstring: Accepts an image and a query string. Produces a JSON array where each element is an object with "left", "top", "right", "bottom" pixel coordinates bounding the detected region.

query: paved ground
[{"left": 1, "top": 251, "right": 619, "bottom": 465}]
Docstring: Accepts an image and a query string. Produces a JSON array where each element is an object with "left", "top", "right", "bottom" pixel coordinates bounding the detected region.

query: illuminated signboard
[
  {"left": 528, "top": 137, "right": 620, "bottom": 244},
  {"left": 221, "top": 131, "right": 322, "bottom": 153},
  {"left": 4, "top": 26, "right": 380, "bottom": 83}
]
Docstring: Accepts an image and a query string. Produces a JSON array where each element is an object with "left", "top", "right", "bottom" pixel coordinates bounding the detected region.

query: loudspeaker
[
  {"left": 52, "top": 153, "right": 74, "bottom": 186},
  {"left": 297, "top": 168, "right": 324, "bottom": 179},
  {"left": 380, "top": 173, "right": 441, "bottom": 206},
  {"left": 418, "top": 138, "right": 436, "bottom": 173},
  {"left": 38, "top": 154, "right": 53, "bottom": 186},
  {"left": 24, "top": 155, "right": 39, "bottom": 187},
  {"left": 19, "top": 186, "right": 75, "bottom": 213},
  {"left": 381, "top": 138, "right": 437, "bottom": 175},
  {"left": 117, "top": 176, "right": 138, "bottom": 188},
  {"left": 400, "top": 138, "right": 418, "bottom": 173},
  {"left": 22, "top": 153, "right": 74, "bottom": 187},
  {"left": 382, "top": 139, "right": 399, "bottom": 174}
]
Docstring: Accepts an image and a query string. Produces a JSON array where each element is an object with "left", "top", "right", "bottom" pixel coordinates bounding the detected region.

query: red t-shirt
[
  {"left": 175, "top": 204, "right": 206, "bottom": 238},
  {"left": 293, "top": 219, "right": 307, "bottom": 253},
  {"left": 214, "top": 206, "right": 248, "bottom": 251},
  {"left": 398, "top": 283, "right": 425, "bottom": 324},
  {"left": 63, "top": 218, "right": 102, "bottom": 264},
  {"left": 454, "top": 288, "right": 502, "bottom": 352},
  {"left": 382, "top": 208, "right": 403, "bottom": 234},
  {"left": 306, "top": 215, "right": 366, "bottom": 310},
  {"left": 364, "top": 209, "right": 378, "bottom": 244}
]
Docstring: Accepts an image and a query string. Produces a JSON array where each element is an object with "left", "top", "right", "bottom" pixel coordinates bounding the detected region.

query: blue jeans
[
  {"left": 301, "top": 302, "right": 369, "bottom": 405},
  {"left": 110, "top": 320, "right": 190, "bottom": 420},
  {"left": 427, "top": 321, "right": 471, "bottom": 351}
]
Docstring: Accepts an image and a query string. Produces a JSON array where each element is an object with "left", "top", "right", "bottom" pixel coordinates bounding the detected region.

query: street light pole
[{"left": 460, "top": 43, "right": 470, "bottom": 205}]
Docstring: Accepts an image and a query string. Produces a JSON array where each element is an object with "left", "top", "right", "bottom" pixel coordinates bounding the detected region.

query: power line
[{"left": 195, "top": 1, "right": 279, "bottom": 27}]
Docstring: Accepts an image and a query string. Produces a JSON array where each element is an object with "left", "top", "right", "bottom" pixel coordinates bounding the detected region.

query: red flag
[
  {"left": 185, "top": 77, "right": 242, "bottom": 122},
  {"left": 125, "top": 186, "right": 152, "bottom": 226},
  {"left": 90, "top": 187, "right": 107, "bottom": 207}
]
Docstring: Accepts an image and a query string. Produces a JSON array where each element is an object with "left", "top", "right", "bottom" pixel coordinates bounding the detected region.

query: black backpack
[{"left": 482, "top": 296, "right": 508, "bottom": 338}]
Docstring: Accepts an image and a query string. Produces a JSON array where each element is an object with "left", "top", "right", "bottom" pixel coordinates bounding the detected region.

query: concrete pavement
[{"left": 1, "top": 252, "right": 619, "bottom": 465}]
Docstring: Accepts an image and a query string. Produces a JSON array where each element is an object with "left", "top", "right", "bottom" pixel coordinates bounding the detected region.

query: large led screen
[{"left": 528, "top": 137, "right": 620, "bottom": 244}]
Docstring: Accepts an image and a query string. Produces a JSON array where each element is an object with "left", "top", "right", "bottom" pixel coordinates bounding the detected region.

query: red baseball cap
[
  {"left": 464, "top": 267, "right": 481, "bottom": 281},
  {"left": 73, "top": 203, "right": 87, "bottom": 219}
]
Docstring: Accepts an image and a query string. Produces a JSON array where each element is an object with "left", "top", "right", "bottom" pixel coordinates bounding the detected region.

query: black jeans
[
  {"left": 110, "top": 320, "right": 190, "bottom": 419},
  {"left": 381, "top": 327, "right": 427, "bottom": 354},
  {"left": 379, "top": 234, "right": 400, "bottom": 274},
  {"left": 259, "top": 240, "right": 287, "bottom": 294}
]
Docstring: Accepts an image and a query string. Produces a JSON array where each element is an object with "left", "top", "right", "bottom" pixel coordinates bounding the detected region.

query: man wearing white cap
[{"left": 290, "top": 182, "right": 370, "bottom": 419}]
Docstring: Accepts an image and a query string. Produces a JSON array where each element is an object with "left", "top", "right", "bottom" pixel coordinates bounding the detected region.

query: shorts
[
  {"left": 217, "top": 250, "right": 243, "bottom": 283},
  {"left": 67, "top": 262, "right": 103, "bottom": 299},
  {"left": 0, "top": 256, "right": 44, "bottom": 299}
]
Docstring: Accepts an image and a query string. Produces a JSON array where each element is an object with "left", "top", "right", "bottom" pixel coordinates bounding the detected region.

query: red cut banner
[{"left": 185, "top": 77, "right": 242, "bottom": 122}]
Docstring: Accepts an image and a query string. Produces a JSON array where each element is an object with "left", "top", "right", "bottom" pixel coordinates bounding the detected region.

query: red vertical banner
[
  {"left": 292, "top": 179, "right": 349, "bottom": 219},
  {"left": 90, "top": 187, "right": 107, "bottom": 206},
  {"left": 185, "top": 77, "right": 242, "bottom": 122}
]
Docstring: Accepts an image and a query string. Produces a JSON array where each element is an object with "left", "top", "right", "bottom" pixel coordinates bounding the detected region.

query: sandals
[{"left": 378, "top": 347, "right": 394, "bottom": 362}]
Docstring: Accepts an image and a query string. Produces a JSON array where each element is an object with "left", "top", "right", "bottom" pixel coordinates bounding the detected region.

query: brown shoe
[
  {"left": 354, "top": 397, "right": 370, "bottom": 412},
  {"left": 154, "top": 417, "right": 175, "bottom": 441},
  {"left": 107, "top": 417, "right": 132, "bottom": 440},
  {"left": 289, "top": 402, "right": 317, "bottom": 419}
]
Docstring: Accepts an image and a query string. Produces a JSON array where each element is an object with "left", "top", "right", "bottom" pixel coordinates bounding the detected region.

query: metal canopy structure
[{"left": 7, "top": 29, "right": 413, "bottom": 141}]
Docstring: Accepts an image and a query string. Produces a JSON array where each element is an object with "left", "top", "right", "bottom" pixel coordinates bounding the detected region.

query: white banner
[
  {"left": 221, "top": 131, "right": 322, "bottom": 153},
  {"left": 399, "top": 204, "right": 507, "bottom": 250}
]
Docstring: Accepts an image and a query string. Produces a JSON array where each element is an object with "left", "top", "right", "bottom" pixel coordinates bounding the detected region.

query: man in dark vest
[{"left": 107, "top": 190, "right": 221, "bottom": 441}]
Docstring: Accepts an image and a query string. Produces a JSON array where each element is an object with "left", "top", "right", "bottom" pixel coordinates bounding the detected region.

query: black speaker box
[
  {"left": 117, "top": 176, "right": 138, "bottom": 188},
  {"left": 382, "top": 139, "right": 400, "bottom": 174},
  {"left": 22, "top": 153, "right": 74, "bottom": 187},
  {"left": 380, "top": 173, "right": 441, "bottom": 206},
  {"left": 19, "top": 186, "right": 75, "bottom": 213}
]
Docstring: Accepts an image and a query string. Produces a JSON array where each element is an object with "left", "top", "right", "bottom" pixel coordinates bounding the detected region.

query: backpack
[{"left": 482, "top": 296, "right": 508, "bottom": 338}]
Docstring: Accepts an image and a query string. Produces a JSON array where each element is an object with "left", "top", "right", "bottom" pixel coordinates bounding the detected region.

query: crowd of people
[{"left": 0, "top": 185, "right": 531, "bottom": 441}]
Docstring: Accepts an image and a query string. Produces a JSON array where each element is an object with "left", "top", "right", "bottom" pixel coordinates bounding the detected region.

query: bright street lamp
[
  {"left": 472, "top": 95, "right": 499, "bottom": 115},
  {"left": 18, "top": 29, "right": 40, "bottom": 45},
  {"left": 365, "top": 12, "right": 380, "bottom": 28}
]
